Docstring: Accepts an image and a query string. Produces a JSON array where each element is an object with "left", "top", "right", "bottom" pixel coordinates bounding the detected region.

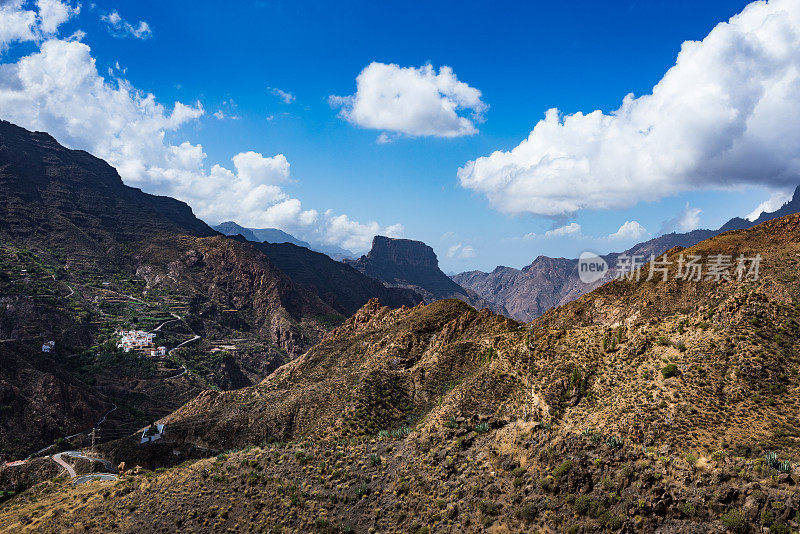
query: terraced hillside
[{"left": 0, "top": 121, "right": 341, "bottom": 458}]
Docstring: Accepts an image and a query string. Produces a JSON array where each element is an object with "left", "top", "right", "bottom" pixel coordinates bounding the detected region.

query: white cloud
[
  {"left": 608, "top": 220, "right": 648, "bottom": 240},
  {"left": 746, "top": 189, "right": 793, "bottom": 221},
  {"left": 37, "top": 0, "right": 77, "bottom": 34},
  {"left": 376, "top": 132, "right": 397, "bottom": 144},
  {"left": 0, "top": 0, "right": 76, "bottom": 51},
  {"left": 0, "top": 8, "right": 402, "bottom": 253},
  {"left": 323, "top": 214, "right": 404, "bottom": 252},
  {"left": 544, "top": 223, "right": 582, "bottom": 238},
  {"left": 268, "top": 87, "right": 295, "bottom": 104},
  {"left": 213, "top": 99, "right": 240, "bottom": 120},
  {"left": 446, "top": 243, "right": 476, "bottom": 260},
  {"left": 330, "top": 62, "right": 487, "bottom": 138},
  {"left": 459, "top": 0, "right": 800, "bottom": 216},
  {"left": 660, "top": 203, "right": 702, "bottom": 233},
  {"left": 101, "top": 10, "right": 152, "bottom": 39}
]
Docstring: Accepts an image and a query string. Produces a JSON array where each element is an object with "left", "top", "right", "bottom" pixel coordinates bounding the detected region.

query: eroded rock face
[{"left": 346, "top": 236, "right": 505, "bottom": 314}]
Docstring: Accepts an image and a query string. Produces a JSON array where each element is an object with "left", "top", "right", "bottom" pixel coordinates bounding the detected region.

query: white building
[
  {"left": 41, "top": 340, "right": 55, "bottom": 353},
  {"left": 150, "top": 346, "right": 167, "bottom": 357},
  {"left": 117, "top": 330, "right": 156, "bottom": 352}
]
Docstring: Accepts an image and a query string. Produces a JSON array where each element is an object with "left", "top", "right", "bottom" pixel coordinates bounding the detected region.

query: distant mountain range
[
  {"left": 213, "top": 221, "right": 357, "bottom": 261},
  {"left": 454, "top": 186, "right": 800, "bottom": 321},
  {"left": 346, "top": 236, "right": 507, "bottom": 315}
]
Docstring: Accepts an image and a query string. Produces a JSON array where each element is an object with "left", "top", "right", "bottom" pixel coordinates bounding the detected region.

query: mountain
[
  {"left": 253, "top": 241, "right": 423, "bottom": 315},
  {"left": 213, "top": 221, "right": 357, "bottom": 260},
  {"left": 345, "top": 235, "right": 506, "bottom": 314},
  {"left": 213, "top": 221, "right": 312, "bottom": 249},
  {"left": 455, "top": 187, "right": 800, "bottom": 321},
  {"left": 215, "top": 225, "right": 422, "bottom": 315},
  {"left": 7, "top": 214, "right": 799, "bottom": 533},
  {"left": 0, "top": 121, "right": 348, "bottom": 457}
]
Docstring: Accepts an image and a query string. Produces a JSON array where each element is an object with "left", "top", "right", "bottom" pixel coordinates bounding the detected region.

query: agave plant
[
  {"left": 778, "top": 460, "right": 792, "bottom": 473},
  {"left": 764, "top": 451, "right": 779, "bottom": 469},
  {"left": 474, "top": 422, "right": 490, "bottom": 434},
  {"left": 607, "top": 436, "right": 624, "bottom": 449}
]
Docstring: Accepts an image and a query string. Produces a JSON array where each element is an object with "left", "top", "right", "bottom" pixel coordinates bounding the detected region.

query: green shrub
[
  {"left": 600, "top": 511, "right": 624, "bottom": 530},
  {"left": 478, "top": 500, "right": 500, "bottom": 516},
  {"left": 574, "top": 494, "right": 591, "bottom": 515},
  {"left": 294, "top": 450, "right": 311, "bottom": 465},
  {"left": 721, "top": 509, "right": 748, "bottom": 533},
  {"left": 678, "top": 502, "right": 696, "bottom": 517},
  {"left": 552, "top": 460, "right": 574, "bottom": 479},
  {"left": 661, "top": 363, "right": 679, "bottom": 379},
  {"left": 761, "top": 509, "right": 774, "bottom": 527},
  {"left": 606, "top": 435, "right": 623, "bottom": 449},
  {"left": 369, "top": 453, "right": 381, "bottom": 467},
  {"left": 516, "top": 503, "right": 537, "bottom": 522}
]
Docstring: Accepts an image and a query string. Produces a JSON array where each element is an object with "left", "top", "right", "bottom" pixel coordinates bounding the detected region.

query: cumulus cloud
[
  {"left": 322, "top": 214, "right": 404, "bottom": 252},
  {"left": 544, "top": 223, "right": 582, "bottom": 238},
  {"left": 330, "top": 62, "right": 487, "bottom": 139},
  {"left": 746, "top": 189, "right": 793, "bottom": 221},
  {"left": 0, "top": 2, "right": 401, "bottom": 253},
  {"left": 0, "top": 0, "right": 76, "bottom": 51},
  {"left": 608, "top": 220, "right": 648, "bottom": 240},
  {"left": 660, "top": 203, "right": 702, "bottom": 233},
  {"left": 459, "top": 0, "right": 800, "bottom": 216},
  {"left": 446, "top": 243, "right": 476, "bottom": 260},
  {"left": 268, "top": 87, "right": 295, "bottom": 104},
  {"left": 101, "top": 10, "right": 152, "bottom": 39}
]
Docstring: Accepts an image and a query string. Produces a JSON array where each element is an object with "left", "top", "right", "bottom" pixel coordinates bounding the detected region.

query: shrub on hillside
[{"left": 661, "top": 364, "right": 679, "bottom": 379}]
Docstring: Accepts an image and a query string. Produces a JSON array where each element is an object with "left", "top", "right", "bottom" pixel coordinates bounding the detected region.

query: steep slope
[
  {"left": 0, "top": 342, "right": 106, "bottom": 460},
  {"left": 346, "top": 236, "right": 506, "bottom": 315},
  {"left": 5, "top": 214, "right": 800, "bottom": 533},
  {"left": 254, "top": 242, "right": 423, "bottom": 315},
  {"left": 144, "top": 215, "right": 800, "bottom": 455},
  {"left": 0, "top": 121, "right": 216, "bottom": 266},
  {"left": 455, "top": 188, "right": 800, "bottom": 321},
  {"left": 0, "top": 121, "right": 342, "bottom": 457},
  {"left": 0, "top": 120, "right": 338, "bottom": 353}
]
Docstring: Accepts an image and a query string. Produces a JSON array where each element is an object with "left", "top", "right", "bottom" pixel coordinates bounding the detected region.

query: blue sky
[{"left": 2, "top": 0, "right": 798, "bottom": 272}]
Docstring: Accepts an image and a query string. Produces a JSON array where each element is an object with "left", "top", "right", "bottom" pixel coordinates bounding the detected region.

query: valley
[{"left": 2, "top": 123, "right": 800, "bottom": 530}]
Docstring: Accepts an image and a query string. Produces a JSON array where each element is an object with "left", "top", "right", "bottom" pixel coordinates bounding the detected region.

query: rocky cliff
[{"left": 346, "top": 236, "right": 505, "bottom": 314}]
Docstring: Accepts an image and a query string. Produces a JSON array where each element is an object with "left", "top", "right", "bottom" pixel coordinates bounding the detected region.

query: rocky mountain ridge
[
  {"left": 455, "top": 187, "right": 800, "bottom": 321},
  {"left": 346, "top": 236, "right": 507, "bottom": 315}
]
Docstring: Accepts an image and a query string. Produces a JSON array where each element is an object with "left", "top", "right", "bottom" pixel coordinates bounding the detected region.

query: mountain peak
[{"left": 364, "top": 235, "right": 439, "bottom": 270}]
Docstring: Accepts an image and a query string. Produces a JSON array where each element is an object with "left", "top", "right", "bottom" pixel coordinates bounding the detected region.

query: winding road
[
  {"left": 51, "top": 451, "right": 118, "bottom": 485},
  {"left": 169, "top": 334, "right": 201, "bottom": 354}
]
